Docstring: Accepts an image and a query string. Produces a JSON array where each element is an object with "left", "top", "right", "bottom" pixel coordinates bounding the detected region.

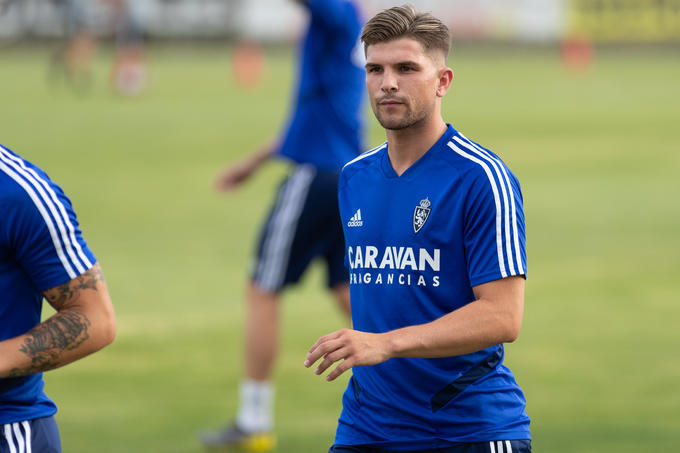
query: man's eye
[
  {"left": 367, "top": 67, "right": 382, "bottom": 73},
  {"left": 400, "top": 65, "right": 414, "bottom": 72}
]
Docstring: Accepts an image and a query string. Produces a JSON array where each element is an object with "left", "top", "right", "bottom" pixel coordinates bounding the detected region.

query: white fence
[
  {"left": 1, "top": 0, "right": 678, "bottom": 43},
  {"left": 0, "top": 0, "right": 565, "bottom": 42}
]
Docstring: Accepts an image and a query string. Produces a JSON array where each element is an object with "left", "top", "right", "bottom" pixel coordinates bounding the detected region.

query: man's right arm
[{"left": 305, "top": 276, "right": 525, "bottom": 381}]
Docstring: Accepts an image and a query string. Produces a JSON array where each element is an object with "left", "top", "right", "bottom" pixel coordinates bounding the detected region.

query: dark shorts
[
  {"left": 329, "top": 440, "right": 531, "bottom": 453},
  {"left": 1, "top": 416, "right": 61, "bottom": 453},
  {"left": 251, "top": 165, "right": 347, "bottom": 293}
]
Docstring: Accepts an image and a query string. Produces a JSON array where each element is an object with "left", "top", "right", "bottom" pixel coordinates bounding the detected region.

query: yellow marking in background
[{"left": 568, "top": 0, "right": 680, "bottom": 42}]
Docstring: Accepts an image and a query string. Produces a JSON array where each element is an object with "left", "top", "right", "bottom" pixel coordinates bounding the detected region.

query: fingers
[
  {"left": 215, "top": 165, "right": 249, "bottom": 192},
  {"left": 304, "top": 332, "right": 344, "bottom": 368},
  {"left": 326, "top": 359, "right": 352, "bottom": 381},
  {"left": 313, "top": 345, "right": 349, "bottom": 376},
  {"left": 305, "top": 329, "right": 357, "bottom": 382},
  {"left": 305, "top": 330, "right": 391, "bottom": 382},
  {"left": 214, "top": 173, "right": 234, "bottom": 192},
  {"left": 306, "top": 330, "right": 341, "bottom": 355}
]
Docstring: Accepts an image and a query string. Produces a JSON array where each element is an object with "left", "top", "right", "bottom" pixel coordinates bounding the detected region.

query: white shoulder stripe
[
  {"left": 453, "top": 136, "right": 519, "bottom": 276},
  {"left": 343, "top": 143, "right": 386, "bottom": 169},
  {"left": 454, "top": 136, "right": 515, "bottom": 275},
  {"left": 455, "top": 134, "right": 524, "bottom": 275},
  {"left": 0, "top": 148, "right": 89, "bottom": 274},
  {"left": 447, "top": 141, "right": 507, "bottom": 278},
  {"left": 0, "top": 147, "right": 91, "bottom": 279},
  {"left": 0, "top": 160, "right": 77, "bottom": 279},
  {"left": 0, "top": 147, "right": 93, "bottom": 273}
]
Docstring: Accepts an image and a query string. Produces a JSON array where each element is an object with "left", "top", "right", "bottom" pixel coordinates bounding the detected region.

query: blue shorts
[
  {"left": 251, "top": 165, "right": 347, "bottom": 293},
  {"left": 329, "top": 440, "right": 531, "bottom": 453},
  {"left": 1, "top": 416, "right": 61, "bottom": 453}
]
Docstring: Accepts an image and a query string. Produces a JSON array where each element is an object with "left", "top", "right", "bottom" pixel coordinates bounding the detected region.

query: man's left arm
[
  {"left": 0, "top": 263, "right": 116, "bottom": 378},
  {"left": 305, "top": 276, "right": 524, "bottom": 381}
]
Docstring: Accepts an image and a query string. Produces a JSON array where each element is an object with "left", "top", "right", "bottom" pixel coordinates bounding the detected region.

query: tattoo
[
  {"left": 7, "top": 265, "right": 102, "bottom": 377},
  {"left": 8, "top": 311, "right": 91, "bottom": 376},
  {"left": 42, "top": 264, "right": 105, "bottom": 309}
]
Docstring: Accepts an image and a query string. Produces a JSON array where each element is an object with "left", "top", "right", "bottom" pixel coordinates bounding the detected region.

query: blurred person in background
[
  {"left": 48, "top": 0, "right": 98, "bottom": 93},
  {"left": 201, "top": 0, "right": 365, "bottom": 450},
  {"left": 0, "top": 144, "right": 116, "bottom": 452},
  {"left": 105, "top": 0, "right": 148, "bottom": 96},
  {"left": 305, "top": 5, "right": 531, "bottom": 452},
  {"left": 47, "top": 0, "right": 147, "bottom": 96}
]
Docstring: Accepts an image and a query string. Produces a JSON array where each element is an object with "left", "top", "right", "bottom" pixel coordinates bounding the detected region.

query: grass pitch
[{"left": 0, "top": 43, "right": 679, "bottom": 452}]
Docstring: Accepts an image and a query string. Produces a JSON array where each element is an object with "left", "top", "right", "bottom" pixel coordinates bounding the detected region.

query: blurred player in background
[
  {"left": 0, "top": 144, "right": 116, "bottom": 452},
  {"left": 202, "top": 0, "right": 365, "bottom": 450},
  {"left": 305, "top": 5, "right": 531, "bottom": 452},
  {"left": 48, "top": 0, "right": 98, "bottom": 93},
  {"left": 47, "top": 0, "right": 147, "bottom": 96},
  {"left": 106, "top": 0, "right": 148, "bottom": 96}
]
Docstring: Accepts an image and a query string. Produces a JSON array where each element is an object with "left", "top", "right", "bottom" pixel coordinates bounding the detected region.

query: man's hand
[
  {"left": 304, "top": 328, "right": 393, "bottom": 381},
  {"left": 214, "top": 160, "right": 257, "bottom": 191},
  {"left": 214, "top": 143, "right": 277, "bottom": 192}
]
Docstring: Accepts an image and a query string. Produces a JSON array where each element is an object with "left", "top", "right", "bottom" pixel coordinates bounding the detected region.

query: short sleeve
[
  {"left": 3, "top": 169, "right": 96, "bottom": 291},
  {"left": 463, "top": 167, "right": 526, "bottom": 287}
]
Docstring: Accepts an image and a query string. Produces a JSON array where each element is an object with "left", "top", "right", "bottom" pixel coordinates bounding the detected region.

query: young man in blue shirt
[
  {"left": 203, "top": 0, "right": 365, "bottom": 450},
  {"left": 0, "top": 144, "right": 116, "bottom": 452},
  {"left": 305, "top": 6, "right": 531, "bottom": 452}
]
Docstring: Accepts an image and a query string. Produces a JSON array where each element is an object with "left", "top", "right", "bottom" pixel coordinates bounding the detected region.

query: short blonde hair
[{"left": 361, "top": 5, "right": 451, "bottom": 57}]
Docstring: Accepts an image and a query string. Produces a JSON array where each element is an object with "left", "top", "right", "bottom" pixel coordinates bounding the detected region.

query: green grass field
[{"left": 1, "top": 43, "right": 679, "bottom": 452}]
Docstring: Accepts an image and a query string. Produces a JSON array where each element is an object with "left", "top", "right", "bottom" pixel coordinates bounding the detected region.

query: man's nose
[{"left": 380, "top": 70, "right": 398, "bottom": 93}]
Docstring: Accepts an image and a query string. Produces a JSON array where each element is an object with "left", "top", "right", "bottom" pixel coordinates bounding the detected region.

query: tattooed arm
[{"left": 0, "top": 263, "right": 116, "bottom": 378}]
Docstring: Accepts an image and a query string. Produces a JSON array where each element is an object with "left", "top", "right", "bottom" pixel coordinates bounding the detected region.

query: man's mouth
[{"left": 378, "top": 98, "right": 404, "bottom": 106}]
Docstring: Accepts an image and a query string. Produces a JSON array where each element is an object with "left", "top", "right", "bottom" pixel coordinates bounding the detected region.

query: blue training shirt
[
  {"left": 336, "top": 125, "right": 530, "bottom": 449},
  {"left": 277, "top": 0, "right": 365, "bottom": 171},
  {"left": 0, "top": 144, "right": 96, "bottom": 424}
]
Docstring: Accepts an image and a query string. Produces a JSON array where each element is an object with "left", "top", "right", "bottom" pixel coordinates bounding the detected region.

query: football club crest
[{"left": 413, "top": 197, "right": 431, "bottom": 234}]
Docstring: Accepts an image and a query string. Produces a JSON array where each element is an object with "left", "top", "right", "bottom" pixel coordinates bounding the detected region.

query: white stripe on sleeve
[
  {"left": 447, "top": 141, "right": 507, "bottom": 278},
  {"left": 506, "top": 440, "right": 513, "bottom": 453},
  {"left": 0, "top": 161, "right": 77, "bottom": 279},
  {"left": 457, "top": 134, "right": 524, "bottom": 275},
  {"left": 1, "top": 148, "right": 92, "bottom": 271},
  {"left": 0, "top": 147, "right": 92, "bottom": 274},
  {"left": 453, "top": 136, "right": 516, "bottom": 275}
]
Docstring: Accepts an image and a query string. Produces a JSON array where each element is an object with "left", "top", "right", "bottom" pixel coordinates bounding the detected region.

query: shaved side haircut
[{"left": 361, "top": 4, "right": 451, "bottom": 58}]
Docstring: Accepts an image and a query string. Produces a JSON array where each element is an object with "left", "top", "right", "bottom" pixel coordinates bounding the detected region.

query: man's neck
[{"left": 385, "top": 116, "right": 448, "bottom": 177}]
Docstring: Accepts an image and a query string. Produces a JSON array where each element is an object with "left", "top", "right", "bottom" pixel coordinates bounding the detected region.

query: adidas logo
[{"left": 347, "top": 209, "right": 363, "bottom": 227}]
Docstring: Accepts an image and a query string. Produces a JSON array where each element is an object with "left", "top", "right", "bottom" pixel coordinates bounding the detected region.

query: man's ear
[{"left": 436, "top": 67, "right": 454, "bottom": 98}]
